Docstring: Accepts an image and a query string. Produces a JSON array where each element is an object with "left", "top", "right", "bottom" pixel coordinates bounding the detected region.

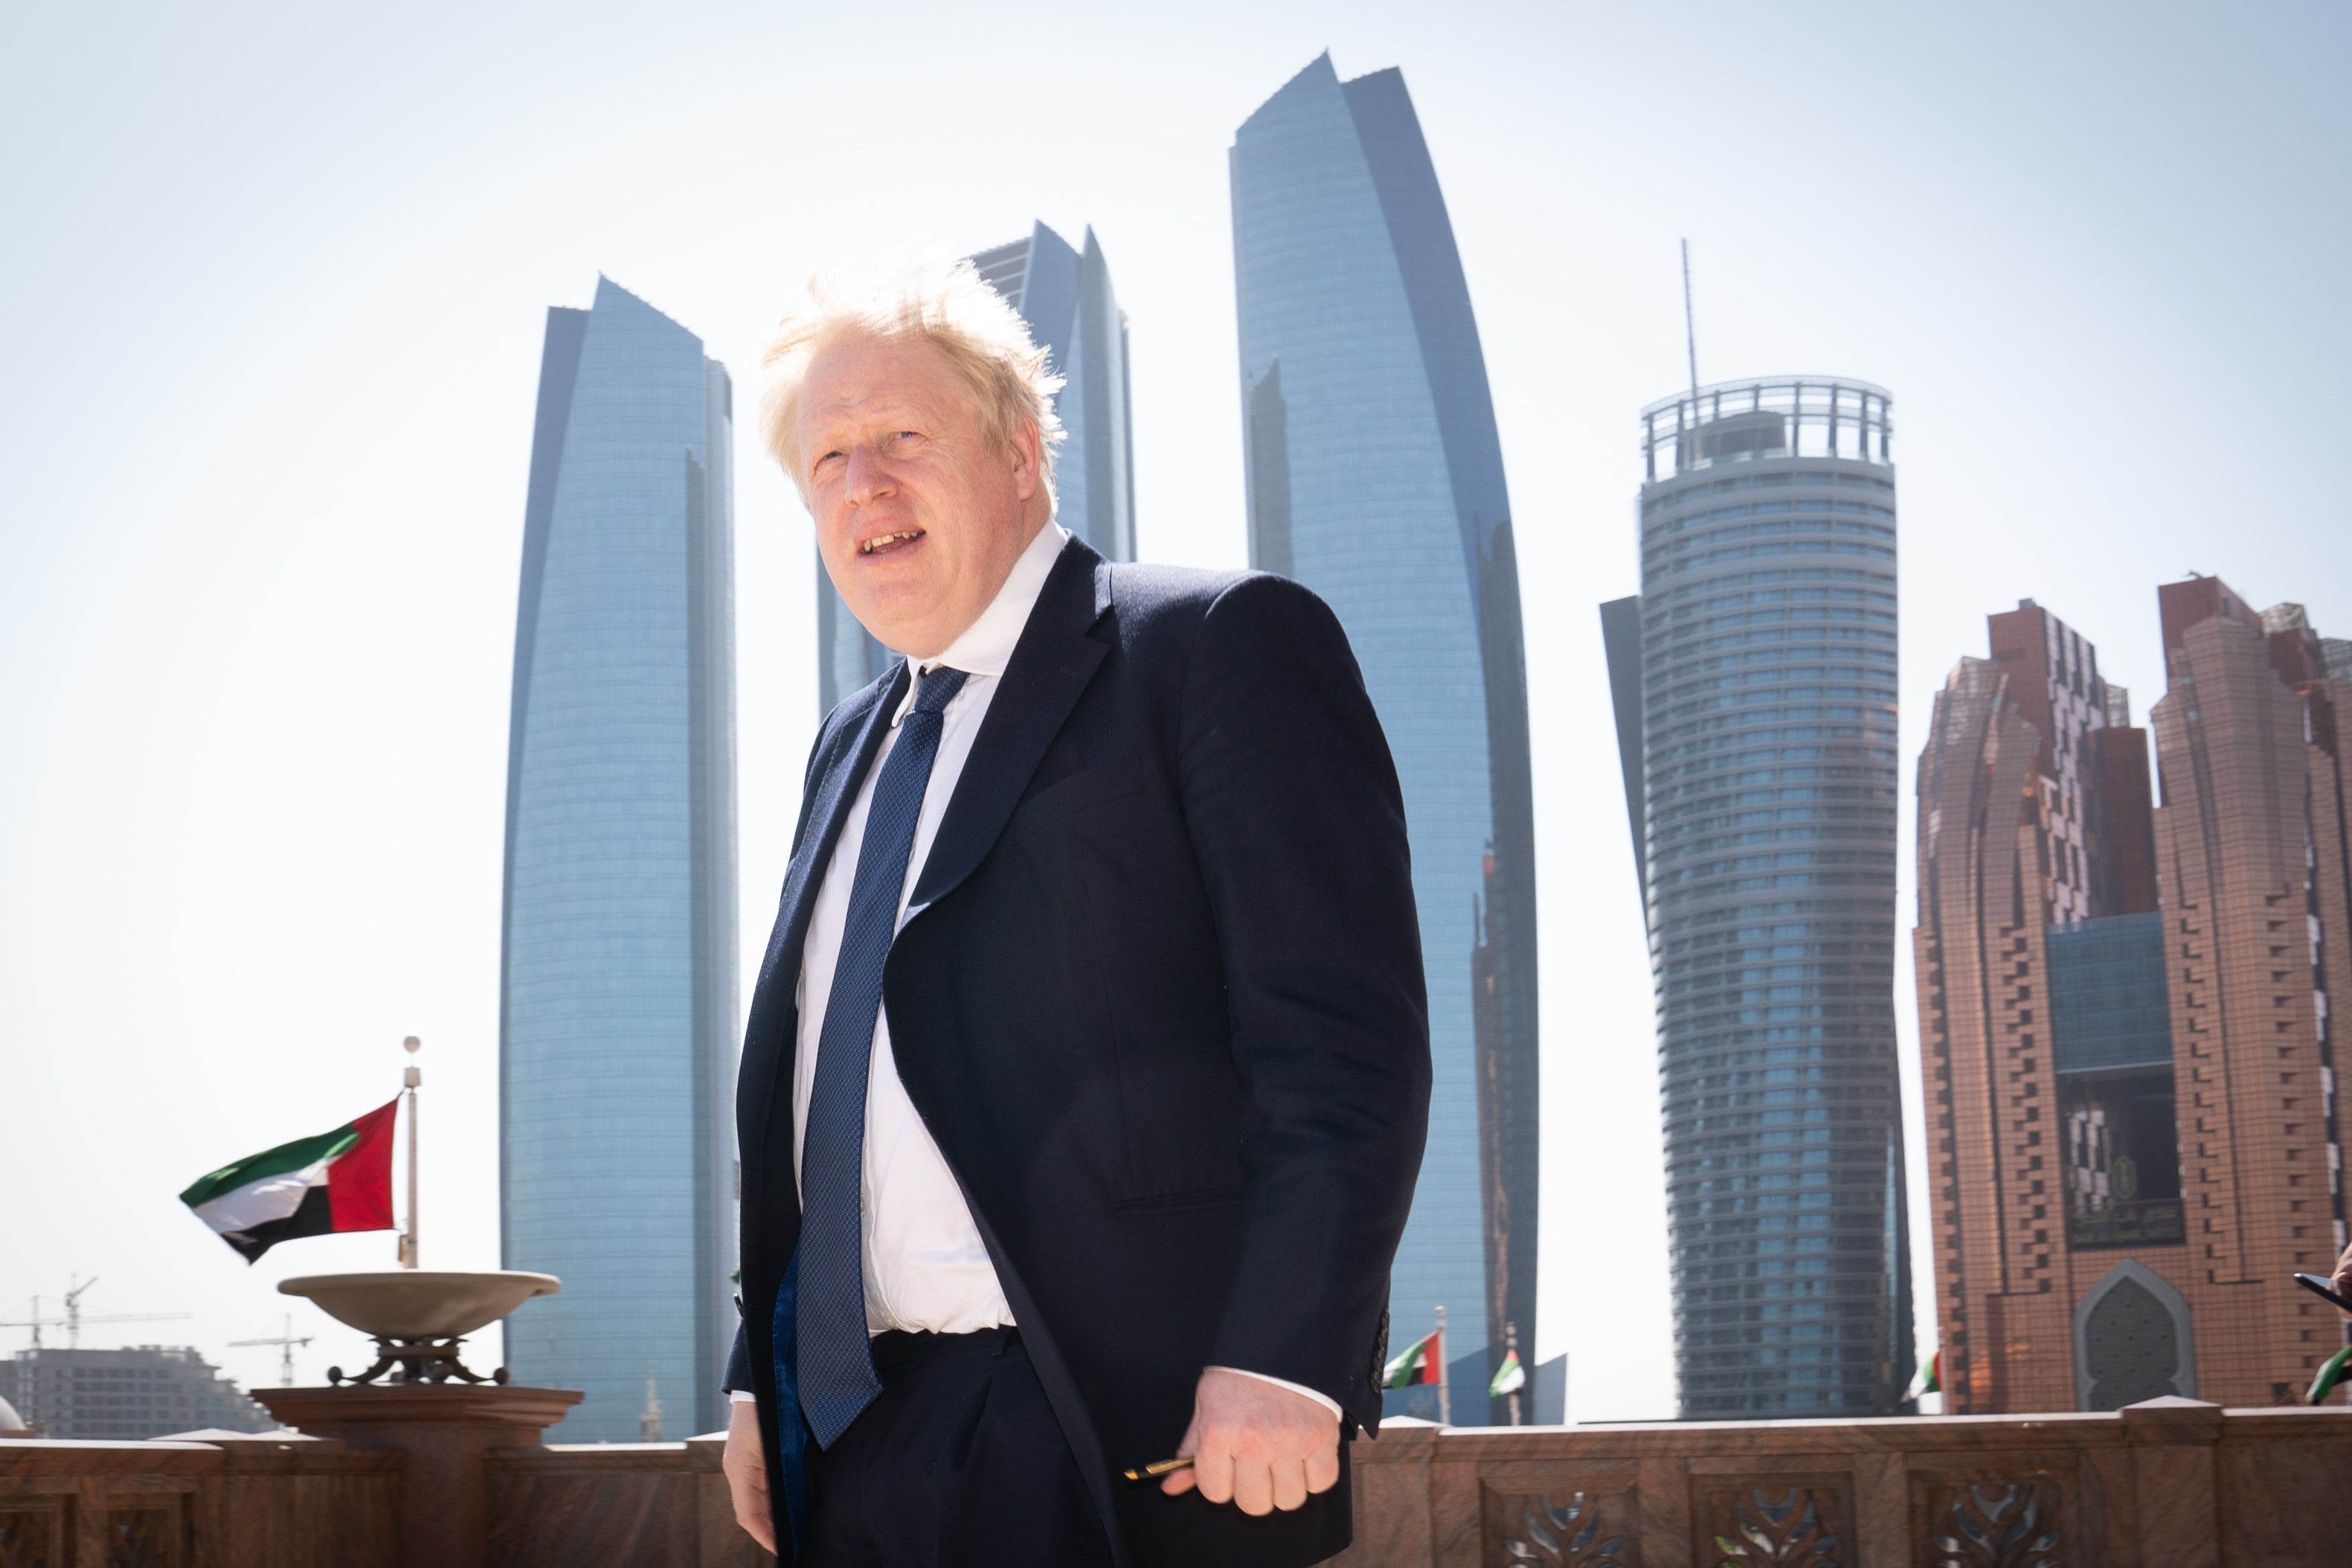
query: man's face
[{"left": 796, "top": 332, "right": 1047, "bottom": 661}]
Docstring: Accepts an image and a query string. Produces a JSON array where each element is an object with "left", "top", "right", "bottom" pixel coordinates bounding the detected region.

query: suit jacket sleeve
[
  {"left": 723, "top": 1321, "right": 751, "bottom": 1394},
  {"left": 1180, "top": 573, "right": 1432, "bottom": 1416}
]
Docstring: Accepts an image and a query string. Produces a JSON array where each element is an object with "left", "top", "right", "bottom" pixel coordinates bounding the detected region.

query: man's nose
[{"left": 844, "top": 443, "right": 893, "bottom": 506}]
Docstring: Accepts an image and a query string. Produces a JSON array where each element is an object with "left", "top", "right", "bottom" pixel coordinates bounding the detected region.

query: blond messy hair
[{"left": 759, "top": 252, "right": 1065, "bottom": 508}]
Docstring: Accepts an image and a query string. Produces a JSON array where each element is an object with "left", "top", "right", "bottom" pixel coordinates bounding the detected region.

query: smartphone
[{"left": 2293, "top": 1273, "right": 2352, "bottom": 1311}]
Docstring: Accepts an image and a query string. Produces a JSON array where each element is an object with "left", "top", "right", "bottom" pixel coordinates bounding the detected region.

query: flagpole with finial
[
  {"left": 1434, "top": 1305, "right": 1450, "bottom": 1426},
  {"left": 398, "top": 1036, "right": 421, "bottom": 1268}
]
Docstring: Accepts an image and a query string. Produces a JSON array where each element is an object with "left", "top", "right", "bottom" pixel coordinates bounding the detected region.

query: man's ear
[{"left": 1008, "top": 417, "right": 1044, "bottom": 505}]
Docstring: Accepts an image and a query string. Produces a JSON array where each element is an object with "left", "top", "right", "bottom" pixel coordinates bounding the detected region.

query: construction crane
[
  {"left": 0, "top": 1276, "right": 193, "bottom": 1350},
  {"left": 229, "top": 1315, "right": 314, "bottom": 1388}
]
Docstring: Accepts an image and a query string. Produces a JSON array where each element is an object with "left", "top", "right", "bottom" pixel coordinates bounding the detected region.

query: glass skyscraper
[
  {"left": 500, "top": 277, "right": 739, "bottom": 1441},
  {"left": 816, "top": 222, "right": 1136, "bottom": 713},
  {"left": 1601, "top": 378, "right": 1910, "bottom": 1416},
  {"left": 1232, "top": 55, "right": 1539, "bottom": 1423}
]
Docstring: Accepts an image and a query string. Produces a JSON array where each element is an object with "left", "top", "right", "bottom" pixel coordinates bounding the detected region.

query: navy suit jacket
[{"left": 729, "top": 536, "right": 1430, "bottom": 1567}]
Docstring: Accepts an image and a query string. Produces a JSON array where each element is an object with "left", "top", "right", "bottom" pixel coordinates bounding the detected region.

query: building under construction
[{"left": 0, "top": 1346, "right": 271, "bottom": 1440}]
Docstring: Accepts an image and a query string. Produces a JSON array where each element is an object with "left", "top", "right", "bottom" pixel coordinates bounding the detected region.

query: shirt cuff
[
  {"left": 728, "top": 1389, "right": 757, "bottom": 1403},
  {"left": 1206, "top": 1366, "right": 1344, "bottom": 1421}
]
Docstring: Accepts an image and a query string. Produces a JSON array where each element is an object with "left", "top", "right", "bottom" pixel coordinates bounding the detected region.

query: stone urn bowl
[{"left": 278, "top": 1270, "right": 559, "bottom": 1385}]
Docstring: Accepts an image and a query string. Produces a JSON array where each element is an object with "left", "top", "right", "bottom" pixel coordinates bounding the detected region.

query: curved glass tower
[
  {"left": 1602, "top": 379, "right": 1909, "bottom": 1416},
  {"left": 817, "top": 221, "right": 1136, "bottom": 713},
  {"left": 1232, "top": 55, "right": 1539, "bottom": 1422},
  {"left": 500, "top": 277, "right": 739, "bottom": 1440}
]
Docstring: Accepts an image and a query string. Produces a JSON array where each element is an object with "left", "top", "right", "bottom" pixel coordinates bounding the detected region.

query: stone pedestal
[{"left": 258, "top": 1384, "right": 582, "bottom": 1568}]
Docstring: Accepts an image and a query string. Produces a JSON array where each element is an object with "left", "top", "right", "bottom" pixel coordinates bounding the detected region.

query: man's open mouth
[{"left": 859, "top": 530, "right": 925, "bottom": 556}]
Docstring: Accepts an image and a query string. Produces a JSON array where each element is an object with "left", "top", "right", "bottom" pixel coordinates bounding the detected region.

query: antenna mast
[{"left": 1681, "top": 238, "right": 1701, "bottom": 408}]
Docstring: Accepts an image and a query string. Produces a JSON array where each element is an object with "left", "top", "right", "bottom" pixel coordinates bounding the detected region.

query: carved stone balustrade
[
  {"left": 1331, "top": 1398, "right": 2352, "bottom": 1568},
  {"left": 5, "top": 1396, "right": 2343, "bottom": 1567},
  {"left": 486, "top": 1436, "right": 767, "bottom": 1568},
  {"left": 0, "top": 1432, "right": 400, "bottom": 1568}
]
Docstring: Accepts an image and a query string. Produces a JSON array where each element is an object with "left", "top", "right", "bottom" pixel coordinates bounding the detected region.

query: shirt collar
[{"left": 890, "top": 522, "right": 1069, "bottom": 726}]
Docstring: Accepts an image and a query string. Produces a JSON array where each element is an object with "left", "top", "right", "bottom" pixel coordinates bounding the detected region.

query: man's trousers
[{"left": 799, "top": 1327, "right": 1111, "bottom": 1567}]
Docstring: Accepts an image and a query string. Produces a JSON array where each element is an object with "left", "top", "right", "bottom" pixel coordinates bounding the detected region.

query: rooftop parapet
[{"left": 1642, "top": 376, "right": 1894, "bottom": 481}]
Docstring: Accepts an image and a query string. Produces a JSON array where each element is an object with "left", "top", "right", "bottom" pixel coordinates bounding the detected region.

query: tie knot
[{"left": 910, "top": 665, "right": 968, "bottom": 717}]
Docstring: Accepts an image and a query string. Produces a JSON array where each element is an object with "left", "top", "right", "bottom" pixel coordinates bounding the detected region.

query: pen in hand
[{"left": 1122, "top": 1456, "right": 1194, "bottom": 1482}]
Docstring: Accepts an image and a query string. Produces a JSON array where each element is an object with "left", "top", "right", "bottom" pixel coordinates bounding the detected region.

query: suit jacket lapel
[
  {"left": 740, "top": 665, "right": 907, "bottom": 1160},
  {"left": 908, "top": 538, "right": 1111, "bottom": 911}
]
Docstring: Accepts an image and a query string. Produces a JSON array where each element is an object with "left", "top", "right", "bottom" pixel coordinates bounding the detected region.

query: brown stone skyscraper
[{"left": 1916, "top": 582, "right": 2352, "bottom": 1413}]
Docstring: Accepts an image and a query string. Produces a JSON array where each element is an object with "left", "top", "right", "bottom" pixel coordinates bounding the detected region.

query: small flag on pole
[
  {"left": 1488, "top": 1346, "right": 1526, "bottom": 1400},
  {"left": 179, "top": 1102, "right": 399, "bottom": 1263},
  {"left": 1383, "top": 1328, "right": 1444, "bottom": 1389},
  {"left": 2307, "top": 1346, "right": 2351, "bottom": 1406},
  {"left": 1904, "top": 1350, "right": 1942, "bottom": 1404}
]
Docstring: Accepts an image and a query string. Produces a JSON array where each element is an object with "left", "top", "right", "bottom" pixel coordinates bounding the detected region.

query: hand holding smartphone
[{"left": 2292, "top": 1272, "right": 2352, "bottom": 1312}]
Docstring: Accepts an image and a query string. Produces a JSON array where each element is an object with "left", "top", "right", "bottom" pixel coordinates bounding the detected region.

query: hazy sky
[{"left": 3, "top": 1, "right": 2345, "bottom": 1424}]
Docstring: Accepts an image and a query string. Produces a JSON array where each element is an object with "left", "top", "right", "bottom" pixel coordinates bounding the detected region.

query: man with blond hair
[{"left": 720, "top": 255, "right": 1429, "bottom": 1567}]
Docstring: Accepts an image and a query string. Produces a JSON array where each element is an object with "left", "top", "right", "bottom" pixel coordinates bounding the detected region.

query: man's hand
[
  {"left": 722, "top": 1397, "right": 777, "bottom": 1553},
  {"left": 2331, "top": 1238, "right": 2352, "bottom": 1322},
  {"left": 1160, "top": 1368, "right": 1340, "bottom": 1515}
]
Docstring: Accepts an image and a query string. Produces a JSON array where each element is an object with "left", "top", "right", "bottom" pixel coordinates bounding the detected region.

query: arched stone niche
[{"left": 2073, "top": 1258, "right": 2196, "bottom": 1410}]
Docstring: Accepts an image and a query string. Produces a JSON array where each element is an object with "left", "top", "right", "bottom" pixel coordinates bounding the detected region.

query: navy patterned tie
[{"left": 794, "top": 663, "right": 968, "bottom": 1449}]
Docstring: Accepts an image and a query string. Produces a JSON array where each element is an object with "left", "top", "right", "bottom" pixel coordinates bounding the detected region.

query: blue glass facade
[
  {"left": 1232, "top": 55, "right": 1540, "bottom": 1424},
  {"left": 2049, "top": 913, "right": 2173, "bottom": 1075},
  {"left": 1604, "top": 380, "right": 1911, "bottom": 1417},
  {"left": 816, "top": 222, "right": 1136, "bottom": 713},
  {"left": 501, "top": 277, "right": 738, "bottom": 1441}
]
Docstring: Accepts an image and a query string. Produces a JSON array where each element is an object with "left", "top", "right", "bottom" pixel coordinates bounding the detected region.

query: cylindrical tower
[{"left": 1633, "top": 378, "right": 1909, "bottom": 1416}]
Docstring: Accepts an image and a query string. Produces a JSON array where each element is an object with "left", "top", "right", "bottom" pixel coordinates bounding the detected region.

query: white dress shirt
[
  {"left": 737, "top": 520, "right": 1337, "bottom": 1419},
  {"left": 788, "top": 523, "right": 1068, "bottom": 1339}
]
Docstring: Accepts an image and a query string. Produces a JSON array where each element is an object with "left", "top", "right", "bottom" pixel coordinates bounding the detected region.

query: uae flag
[
  {"left": 2307, "top": 1346, "right": 2351, "bottom": 1406},
  {"left": 1905, "top": 1350, "right": 1943, "bottom": 1403},
  {"left": 1383, "top": 1328, "right": 1444, "bottom": 1389},
  {"left": 179, "top": 1101, "right": 399, "bottom": 1262},
  {"left": 1488, "top": 1347, "right": 1526, "bottom": 1399}
]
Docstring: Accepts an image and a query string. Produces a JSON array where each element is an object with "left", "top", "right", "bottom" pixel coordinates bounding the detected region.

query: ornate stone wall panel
[
  {"left": 1498, "top": 1490, "right": 1638, "bottom": 1567},
  {"left": 102, "top": 1500, "right": 184, "bottom": 1568},
  {"left": 1916, "top": 1481, "right": 2062, "bottom": 1568},
  {"left": 1690, "top": 1474, "right": 1853, "bottom": 1567},
  {"left": 1479, "top": 1463, "right": 1639, "bottom": 1567},
  {"left": 0, "top": 1498, "right": 66, "bottom": 1568},
  {"left": 1906, "top": 1459, "right": 2081, "bottom": 1568}
]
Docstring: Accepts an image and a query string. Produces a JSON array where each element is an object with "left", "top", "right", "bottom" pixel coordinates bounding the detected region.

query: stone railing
[
  {"left": 6, "top": 1393, "right": 2347, "bottom": 1566},
  {"left": 1331, "top": 1398, "right": 2352, "bottom": 1567},
  {"left": 0, "top": 1431, "right": 402, "bottom": 1568},
  {"left": 486, "top": 1439, "right": 763, "bottom": 1568},
  {"left": 0, "top": 1384, "right": 769, "bottom": 1568}
]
